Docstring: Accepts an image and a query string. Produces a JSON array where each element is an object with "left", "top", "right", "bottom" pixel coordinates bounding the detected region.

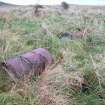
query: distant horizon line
[{"left": 0, "top": 0, "right": 105, "bottom": 6}]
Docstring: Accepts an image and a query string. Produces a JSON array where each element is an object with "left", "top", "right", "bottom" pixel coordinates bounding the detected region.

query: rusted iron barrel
[
  {"left": 59, "top": 32, "right": 83, "bottom": 39},
  {"left": 1, "top": 48, "right": 53, "bottom": 81}
]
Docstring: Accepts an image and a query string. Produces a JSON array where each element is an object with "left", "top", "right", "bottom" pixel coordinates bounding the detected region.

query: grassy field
[{"left": 0, "top": 4, "right": 105, "bottom": 105}]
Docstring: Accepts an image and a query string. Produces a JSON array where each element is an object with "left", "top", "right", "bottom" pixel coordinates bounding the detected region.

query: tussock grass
[{"left": 0, "top": 5, "right": 105, "bottom": 105}]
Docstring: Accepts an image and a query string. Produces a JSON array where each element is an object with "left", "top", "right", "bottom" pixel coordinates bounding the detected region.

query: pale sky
[{"left": 0, "top": 0, "right": 105, "bottom": 5}]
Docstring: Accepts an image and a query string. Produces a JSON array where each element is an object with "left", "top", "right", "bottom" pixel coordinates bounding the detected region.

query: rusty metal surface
[
  {"left": 59, "top": 32, "right": 83, "bottom": 39},
  {"left": 1, "top": 48, "right": 53, "bottom": 81}
]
